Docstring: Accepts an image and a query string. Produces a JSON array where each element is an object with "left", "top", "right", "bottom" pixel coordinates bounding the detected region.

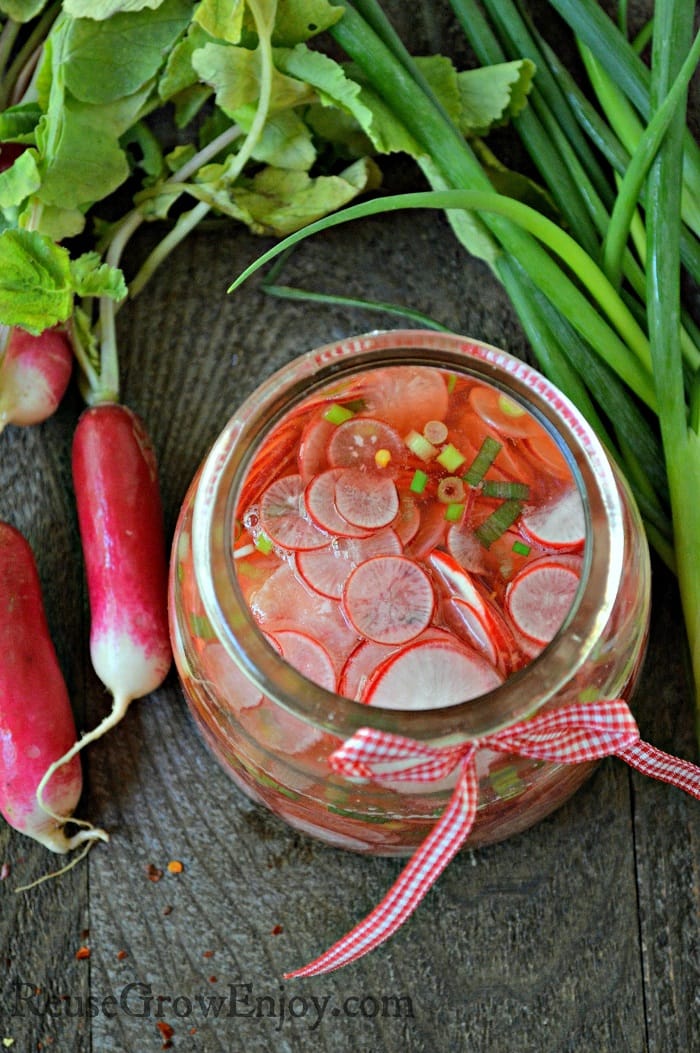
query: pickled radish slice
[
  {"left": 201, "top": 642, "right": 263, "bottom": 712},
  {"left": 393, "top": 491, "right": 421, "bottom": 546},
  {"left": 298, "top": 415, "right": 334, "bottom": 480},
  {"left": 360, "top": 366, "right": 449, "bottom": 435},
  {"left": 304, "top": 468, "right": 371, "bottom": 538},
  {"left": 334, "top": 469, "right": 399, "bottom": 529},
  {"left": 427, "top": 550, "right": 488, "bottom": 616},
  {"left": 505, "top": 558, "right": 580, "bottom": 645},
  {"left": 468, "top": 384, "right": 540, "bottom": 439},
  {"left": 363, "top": 638, "right": 503, "bottom": 709},
  {"left": 442, "top": 597, "right": 499, "bottom": 666},
  {"left": 525, "top": 430, "right": 572, "bottom": 479},
  {"left": 260, "top": 474, "right": 329, "bottom": 550},
  {"left": 339, "top": 639, "right": 396, "bottom": 700},
  {"left": 521, "top": 488, "right": 585, "bottom": 551},
  {"left": 343, "top": 555, "right": 435, "bottom": 644},
  {"left": 327, "top": 417, "right": 404, "bottom": 469},
  {"left": 268, "top": 629, "right": 336, "bottom": 691},
  {"left": 446, "top": 522, "right": 490, "bottom": 574},
  {"left": 296, "top": 528, "right": 402, "bottom": 599}
]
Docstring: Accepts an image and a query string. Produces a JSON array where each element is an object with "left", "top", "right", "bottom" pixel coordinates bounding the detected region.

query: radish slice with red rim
[
  {"left": 362, "top": 637, "right": 503, "bottom": 709},
  {"left": 296, "top": 528, "right": 402, "bottom": 600},
  {"left": 201, "top": 642, "right": 263, "bottom": 712},
  {"left": 343, "top": 555, "right": 435, "bottom": 644},
  {"left": 259, "top": 473, "right": 329, "bottom": 551},
  {"left": 298, "top": 414, "right": 334, "bottom": 480},
  {"left": 360, "top": 366, "right": 449, "bottom": 435},
  {"left": 327, "top": 416, "right": 404, "bottom": 469},
  {"left": 505, "top": 557, "right": 581, "bottom": 645},
  {"left": 521, "top": 487, "right": 586, "bottom": 551},
  {"left": 334, "top": 468, "right": 399, "bottom": 530},
  {"left": 304, "top": 468, "right": 371, "bottom": 538},
  {"left": 268, "top": 629, "right": 337, "bottom": 692},
  {"left": 441, "top": 597, "right": 499, "bottom": 667}
]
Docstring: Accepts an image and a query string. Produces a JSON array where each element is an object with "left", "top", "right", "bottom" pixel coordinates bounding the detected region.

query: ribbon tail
[
  {"left": 616, "top": 738, "right": 700, "bottom": 799},
  {"left": 284, "top": 755, "right": 478, "bottom": 979}
]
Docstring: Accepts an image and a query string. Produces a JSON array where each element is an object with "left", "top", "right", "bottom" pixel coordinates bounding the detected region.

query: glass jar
[{"left": 168, "top": 330, "right": 650, "bottom": 856}]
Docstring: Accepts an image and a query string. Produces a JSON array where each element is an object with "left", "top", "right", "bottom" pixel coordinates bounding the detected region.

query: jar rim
[{"left": 191, "top": 330, "right": 625, "bottom": 742}]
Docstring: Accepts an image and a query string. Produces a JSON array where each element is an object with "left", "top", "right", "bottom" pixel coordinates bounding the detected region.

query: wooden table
[{"left": 1, "top": 6, "right": 698, "bottom": 1051}]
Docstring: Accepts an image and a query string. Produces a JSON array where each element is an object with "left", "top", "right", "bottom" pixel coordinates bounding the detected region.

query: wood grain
[{"left": 1, "top": 3, "right": 699, "bottom": 1051}]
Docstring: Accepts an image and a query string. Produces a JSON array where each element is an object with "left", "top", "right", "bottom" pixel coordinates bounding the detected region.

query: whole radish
[
  {"left": 39, "top": 403, "right": 172, "bottom": 798},
  {"left": 0, "top": 522, "right": 107, "bottom": 853},
  {"left": 0, "top": 326, "right": 73, "bottom": 434}
]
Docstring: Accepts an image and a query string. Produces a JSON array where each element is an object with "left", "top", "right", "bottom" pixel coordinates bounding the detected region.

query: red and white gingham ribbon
[{"left": 284, "top": 699, "right": 700, "bottom": 979}]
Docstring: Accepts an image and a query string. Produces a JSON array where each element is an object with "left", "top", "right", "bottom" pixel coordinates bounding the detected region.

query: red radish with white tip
[
  {"left": 0, "top": 522, "right": 107, "bottom": 853},
  {"left": 37, "top": 403, "right": 172, "bottom": 803},
  {"left": 0, "top": 326, "right": 73, "bottom": 434}
]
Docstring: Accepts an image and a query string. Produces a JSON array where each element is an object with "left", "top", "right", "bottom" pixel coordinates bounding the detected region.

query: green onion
[
  {"left": 437, "top": 443, "right": 466, "bottom": 472},
  {"left": 482, "top": 480, "right": 531, "bottom": 500},
  {"left": 255, "top": 533, "right": 274, "bottom": 555},
  {"left": 410, "top": 469, "right": 428, "bottom": 494},
  {"left": 405, "top": 429, "right": 438, "bottom": 461},
  {"left": 475, "top": 500, "right": 523, "bottom": 548},
  {"left": 463, "top": 436, "right": 502, "bottom": 485},
  {"left": 512, "top": 539, "right": 531, "bottom": 557},
  {"left": 324, "top": 403, "right": 355, "bottom": 425},
  {"left": 444, "top": 502, "right": 466, "bottom": 522}
]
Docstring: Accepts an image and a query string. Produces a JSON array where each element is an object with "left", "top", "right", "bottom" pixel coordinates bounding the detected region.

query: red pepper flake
[
  {"left": 162, "top": 905, "right": 173, "bottom": 916},
  {"left": 155, "top": 1021, "right": 174, "bottom": 1049},
  {"left": 202, "top": 950, "right": 214, "bottom": 959},
  {"left": 271, "top": 924, "right": 283, "bottom": 935},
  {"left": 208, "top": 976, "right": 218, "bottom": 984},
  {"left": 75, "top": 947, "right": 90, "bottom": 961},
  {"left": 146, "top": 864, "right": 163, "bottom": 883},
  {"left": 116, "top": 950, "right": 128, "bottom": 961},
  {"left": 0, "top": 862, "right": 10, "bottom": 881},
  {"left": 166, "top": 860, "right": 184, "bottom": 874}
]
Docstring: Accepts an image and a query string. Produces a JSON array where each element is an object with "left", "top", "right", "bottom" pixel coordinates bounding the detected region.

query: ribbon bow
[{"left": 285, "top": 699, "right": 700, "bottom": 979}]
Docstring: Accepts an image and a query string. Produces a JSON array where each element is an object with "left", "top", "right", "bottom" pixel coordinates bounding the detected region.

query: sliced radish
[
  {"left": 441, "top": 597, "right": 499, "bottom": 666},
  {"left": 327, "top": 416, "right": 405, "bottom": 470},
  {"left": 504, "top": 557, "right": 581, "bottom": 645},
  {"left": 268, "top": 629, "right": 337, "bottom": 692},
  {"left": 298, "top": 414, "right": 334, "bottom": 480},
  {"left": 296, "top": 528, "right": 402, "bottom": 600},
  {"left": 392, "top": 491, "right": 421, "bottom": 546},
  {"left": 446, "top": 521, "right": 490, "bottom": 574},
  {"left": 404, "top": 501, "right": 448, "bottom": 560},
  {"left": 468, "top": 383, "right": 540, "bottom": 439},
  {"left": 338, "top": 639, "right": 397, "bottom": 700},
  {"left": 200, "top": 641, "right": 263, "bottom": 712},
  {"left": 259, "top": 473, "right": 329, "bottom": 551},
  {"left": 304, "top": 468, "right": 370, "bottom": 538},
  {"left": 363, "top": 637, "right": 503, "bottom": 709},
  {"left": 343, "top": 555, "right": 435, "bottom": 644},
  {"left": 427, "top": 549, "right": 488, "bottom": 615},
  {"left": 521, "top": 487, "right": 586, "bottom": 551},
  {"left": 248, "top": 562, "right": 359, "bottom": 668},
  {"left": 360, "top": 366, "right": 449, "bottom": 435},
  {"left": 525, "top": 430, "right": 572, "bottom": 479},
  {"left": 334, "top": 468, "right": 399, "bottom": 530}
]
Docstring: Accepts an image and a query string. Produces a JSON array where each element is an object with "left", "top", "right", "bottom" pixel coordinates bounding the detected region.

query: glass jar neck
[{"left": 191, "top": 331, "right": 625, "bottom": 742}]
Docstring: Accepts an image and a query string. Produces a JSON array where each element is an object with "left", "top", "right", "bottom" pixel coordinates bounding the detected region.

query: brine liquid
[{"left": 231, "top": 365, "right": 585, "bottom": 710}]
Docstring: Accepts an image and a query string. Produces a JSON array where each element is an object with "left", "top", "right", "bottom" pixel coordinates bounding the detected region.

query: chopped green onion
[
  {"left": 447, "top": 373, "right": 457, "bottom": 393},
  {"left": 475, "top": 500, "right": 523, "bottom": 548},
  {"left": 437, "top": 476, "right": 466, "bottom": 503},
  {"left": 482, "top": 480, "right": 531, "bottom": 500},
  {"left": 324, "top": 403, "right": 355, "bottom": 425},
  {"left": 405, "top": 429, "right": 438, "bottom": 461},
  {"left": 444, "top": 502, "right": 466, "bottom": 522},
  {"left": 255, "top": 533, "right": 274, "bottom": 554},
  {"left": 410, "top": 468, "right": 429, "bottom": 493},
  {"left": 463, "top": 436, "right": 503, "bottom": 485},
  {"left": 437, "top": 442, "right": 467, "bottom": 472},
  {"left": 512, "top": 539, "right": 531, "bottom": 556}
]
